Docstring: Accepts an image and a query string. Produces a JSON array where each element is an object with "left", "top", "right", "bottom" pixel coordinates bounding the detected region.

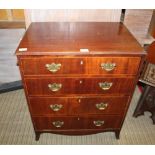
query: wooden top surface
[{"left": 16, "top": 22, "right": 145, "bottom": 56}]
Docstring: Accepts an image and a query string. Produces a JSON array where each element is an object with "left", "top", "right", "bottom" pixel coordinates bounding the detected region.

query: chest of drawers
[{"left": 16, "top": 22, "right": 146, "bottom": 140}]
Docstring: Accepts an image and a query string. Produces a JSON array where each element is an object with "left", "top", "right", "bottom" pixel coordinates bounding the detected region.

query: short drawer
[
  {"left": 33, "top": 115, "right": 122, "bottom": 130},
  {"left": 25, "top": 77, "right": 135, "bottom": 96},
  {"left": 20, "top": 57, "right": 86, "bottom": 75},
  {"left": 29, "top": 96, "right": 129, "bottom": 115},
  {"left": 87, "top": 57, "right": 141, "bottom": 75}
]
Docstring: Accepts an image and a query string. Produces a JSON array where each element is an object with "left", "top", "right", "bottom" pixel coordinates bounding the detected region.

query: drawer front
[
  {"left": 87, "top": 57, "right": 141, "bottom": 75},
  {"left": 25, "top": 77, "right": 135, "bottom": 96},
  {"left": 33, "top": 115, "right": 122, "bottom": 130},
  {"left": 20, "top": 57, "right": 140, "bottom": 76},
  {"left": 29, "top": 96, "right": 129, "bottom": 115},
  {"left": 21, "top": 57, "right": 86, "bottom": 75}
]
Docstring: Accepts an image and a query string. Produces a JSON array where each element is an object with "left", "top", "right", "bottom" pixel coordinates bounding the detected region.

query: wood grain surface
[
  {"left": 29, "top": 96, "right": 129, "bottom": 115},
  {"left": 16, "top": 22, "right": 146, "bottom": 140},
  {"left": 25, "top": 77, "right": 135, "bottom": 96},
  {"left": 20, "top": 56, "right": 141, "bottom": 76},
  {"left": 16, "top": 22, "right": 145, "bottom": 56}
]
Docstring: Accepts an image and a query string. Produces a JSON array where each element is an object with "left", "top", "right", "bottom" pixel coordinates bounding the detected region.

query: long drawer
[
  {"left": 29, "top": 96, "right": 129, "bottom": 115},
  {"left": 25, "top": 77, "right": 135, "bottom": 96},
  {"left": 33, "top": 115, "right": 122, "bottom": 131},
  {"left": 20, "top": 57, "right": 140, "bottom": 75}
]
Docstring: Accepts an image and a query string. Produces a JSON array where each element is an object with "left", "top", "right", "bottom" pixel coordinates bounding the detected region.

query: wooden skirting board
[
  {"left": 0, "top": 21, "right": 26, "bottom": 29},
  {"left": 0, "top": 81, "right": 23, "bottom": 94}
]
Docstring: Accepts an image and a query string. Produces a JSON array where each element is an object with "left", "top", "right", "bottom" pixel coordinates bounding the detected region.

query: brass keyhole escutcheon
[
  {"left": 79, "top": 80, "right": 83, "bottom": 84},
  {"left": 80, "top": 60, "right": 84, "bottom": 65},
  {"left": 78, "top": 99, "right": 81, "bottom": 103}
]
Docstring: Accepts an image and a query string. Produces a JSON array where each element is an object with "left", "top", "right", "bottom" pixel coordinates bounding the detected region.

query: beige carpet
[{"left": 0, "top": 87, "right": 155, "bottom": 145}]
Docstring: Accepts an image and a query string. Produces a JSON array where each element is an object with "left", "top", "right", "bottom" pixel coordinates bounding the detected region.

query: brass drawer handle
[
  {"left": 93, "top": 120, "right": 104, "bottom": 127},
  {"left": 96, "top": 102, "right": 108, "bottom": 110},
  {"left": 45, "top": 63, "right": 61, "bottom": 73},
  {"left": 48, "top": 83, "right": 62, "bottom": 92},
  {"left": 50, "top": 104, "right": 63, "bottom": 111},
  {"left": 99, "top": 82, "right": 113, "bottom": 90},
  {"left": 52, "top": 121, "right": 64, "bottom": 128},
  {"left": 101, "top": 63, "right": 116, "bottom": 71}
]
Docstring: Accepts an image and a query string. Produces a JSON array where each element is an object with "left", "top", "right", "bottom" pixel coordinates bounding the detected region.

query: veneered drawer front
[
  {"left": 25, "top": 77, "right": 135, "bottom": 96},
  {"left": 20, "top": 57, "right": 141, "bottom": 76},
  {"left": 87, "top": 57, "right": 141, "bottom": 75},
  {"left": 21, "top": 57, "right": 86, "bottom": 75},
  {"left": 75, "top": 96, "right": 129, "bottom": 115},
  {"left": 33, "top": 115, "right": 122, "bottom": 130},
  {"left": 29, "top": 96, "right": 129, "bottom": 115},
  {"left": 29, "top": 97, "right": 69, "bottom": 115}
]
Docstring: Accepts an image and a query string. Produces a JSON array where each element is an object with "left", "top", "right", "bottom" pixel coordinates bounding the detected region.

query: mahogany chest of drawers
[{"left": 16, "top": 22, "right": 146, "bottom": 140}]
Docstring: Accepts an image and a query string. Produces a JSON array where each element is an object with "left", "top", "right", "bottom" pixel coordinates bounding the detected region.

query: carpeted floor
[{"left": 0, "top": 87, "right": 155, "bottom": 145}]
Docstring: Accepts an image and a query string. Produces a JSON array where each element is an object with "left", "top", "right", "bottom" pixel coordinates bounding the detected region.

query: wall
[
  {"left": 0, "top": 9, "right": 25, "bottom": 21},
  {"left": 124, "top": 9, "right": 154, "bottom": 45},
  {"left": 24, "top": 9, "right": 122, "bottom": 28}
]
